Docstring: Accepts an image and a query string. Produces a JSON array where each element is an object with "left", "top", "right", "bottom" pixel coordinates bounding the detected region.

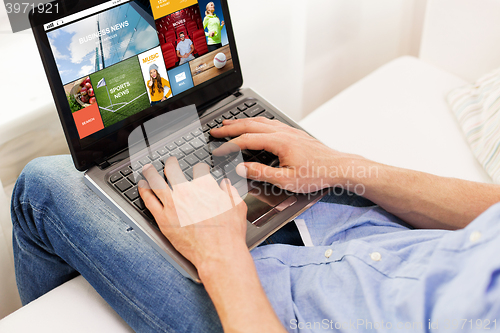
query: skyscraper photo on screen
[{"left": 47, "top": 2, "right": 159, "bottom": 85}]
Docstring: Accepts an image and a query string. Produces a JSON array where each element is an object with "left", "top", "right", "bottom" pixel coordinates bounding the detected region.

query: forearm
[
  {"left": 343, "top": 159, "right": 500, "bottom": 230},
  {"left": 198, "top": 243, "right": 285, "bottom": 333}
]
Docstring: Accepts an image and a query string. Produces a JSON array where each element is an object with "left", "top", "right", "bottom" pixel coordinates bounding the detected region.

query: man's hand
[
  {"left": 211, "top": 117, "right": 365, "bottom": 193},
  {"left": 138, "top": 158, "right": 286, "bottom": 332},
  {"left": 138, "top": 159, "right": 247, "bottom": 269},
  {"left": 212, "top": 116, "right": 500, "bottom": 231}
]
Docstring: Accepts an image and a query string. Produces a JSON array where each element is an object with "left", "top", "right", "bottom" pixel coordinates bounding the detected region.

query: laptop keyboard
[{"left": 107, "top": 100, "right": 279, "bottom": 226}]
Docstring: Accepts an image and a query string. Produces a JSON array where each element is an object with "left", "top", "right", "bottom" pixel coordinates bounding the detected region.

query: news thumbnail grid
[{"left": 51, "top": 0, "right": 232, "bottom": 140}]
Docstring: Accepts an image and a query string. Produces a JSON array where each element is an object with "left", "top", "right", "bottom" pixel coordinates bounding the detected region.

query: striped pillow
[{"left": 447, "top": 68, "right": 500, "bottom": 183}]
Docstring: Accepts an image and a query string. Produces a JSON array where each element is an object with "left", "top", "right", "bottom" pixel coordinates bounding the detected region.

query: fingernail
[
  {"left": 142, "top": 164, "right": 152, "bottom": 172},
  {"left": 235, "top": 163, "right": 247, "bottom": 177},
  {"left": 223, "top": 119, "right": 234, "bottom": 124}
]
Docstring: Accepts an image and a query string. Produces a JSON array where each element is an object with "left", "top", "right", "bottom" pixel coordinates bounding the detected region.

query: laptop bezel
[{"left": 29, "top": 0, "right": 243, "bottom": 171}]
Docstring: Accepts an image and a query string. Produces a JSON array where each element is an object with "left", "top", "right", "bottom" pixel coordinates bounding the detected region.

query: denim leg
[{"left": 11, "top": 156, "right": 222, "bottom": 333}]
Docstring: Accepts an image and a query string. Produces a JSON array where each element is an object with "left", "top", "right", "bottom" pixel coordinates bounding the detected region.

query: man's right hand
[{"left": 210, "top": 117, "right": 366, "bottom": 193}]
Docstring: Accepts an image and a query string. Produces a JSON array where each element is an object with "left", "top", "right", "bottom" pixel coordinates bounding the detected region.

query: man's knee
[{"left": 13, "top": 155, "right": 79, "bottom": 206}]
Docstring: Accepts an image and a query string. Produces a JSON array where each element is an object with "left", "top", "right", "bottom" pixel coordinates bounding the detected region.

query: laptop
[{"left": 29, "top": 0, "right": 325, "bottom": 282}]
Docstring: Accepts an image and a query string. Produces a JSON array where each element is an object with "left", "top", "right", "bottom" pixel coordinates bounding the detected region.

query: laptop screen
[{"left": 44, "top": 0, "right": 233, "bottom": 141}]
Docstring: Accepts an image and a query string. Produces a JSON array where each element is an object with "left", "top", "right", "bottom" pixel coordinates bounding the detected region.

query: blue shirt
[
  {"left": 176, "top": 39, "right": 193, "bottom": 56},
  {"left": 251, "top": 201, "right": 500, "bottom": 332}
]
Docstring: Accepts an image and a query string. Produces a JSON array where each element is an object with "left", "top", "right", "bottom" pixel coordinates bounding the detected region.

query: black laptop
[{"left": 29, "top": 0, "right": 325, "bottom": 282}]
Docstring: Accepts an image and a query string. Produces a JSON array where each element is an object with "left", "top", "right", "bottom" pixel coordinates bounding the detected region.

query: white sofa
[{"left": 2, "top": 0, "right": 500, "bottom": 331}]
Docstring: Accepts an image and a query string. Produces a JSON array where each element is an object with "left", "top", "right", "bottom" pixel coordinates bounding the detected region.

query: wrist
[{"left": 197, "top": 240, "right": 251, "bottom": 284}]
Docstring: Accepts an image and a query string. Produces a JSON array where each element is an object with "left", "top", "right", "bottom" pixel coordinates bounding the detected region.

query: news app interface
[{"left": 46, "top": 0, "right": 233, "bottom": 139}]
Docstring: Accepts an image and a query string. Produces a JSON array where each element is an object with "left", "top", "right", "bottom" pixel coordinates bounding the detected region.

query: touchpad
[{"left": 243, "top": 181, "right": 297, "bottom": 227}]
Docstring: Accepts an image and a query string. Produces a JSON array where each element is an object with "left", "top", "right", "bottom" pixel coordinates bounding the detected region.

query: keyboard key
[
  {"left": 127, "top": 174, "right": 139, "bottom": 185},
  {"left": 169, "top": 150, "right": 184, "bottom": 160},
  {"left": 152, "top": 160, "right": 163, "bottom": 171},
  {"left": 180, "top": 144, "right": 194, "bottom": 155},
  {"left": 130, "top": 161, "right": 142, "bottom": 171},
  {"left": 194, "top": 149, "right": 209, "bottom": 161},
  {"left": 160, "top": 154, "right": 171, "bottom": 164},
  {"left": 191, "top": 129, "right": 202, "bottom": 137},
  {"left": 144, "top": 209, "right": 154, "bottom": 221},
  {"left": 256, "top": 152, "right": 274, "bottom": 165},
  {"left": 222, "top": 111, "right": 233, "bottom": 119},
  {"left": 203, "top": 157, "right": 214, "bottom": 167},
  {"left": 207, "top": 120, "right": 218, "bottom": 128},
  {"left": 221, "top": 162, "right": 233, "bottom": 172},
  {"left": 261, "top": 111, "right": 275, "bottom": 119},
  {"left": 115, "top": 178, "right": 132, "bottom": 192},
  {"left": 185, "top": 154, "right": 199, "bottom": 166},
  {"left": 245, "top": 101, "right": 257, "bottom": 108},
  {"left": 244, "top": 105, "right": 265, "bottom": 117},
  {"left": 230, "top": 155, "right": 244, "bottom": 167},
  {"left": 185, "top": 168, "right": 194, "bottom": 179},
  {"left": 178, "top": 159, "right": 189, "bottom": 171},
  {"left": 110, "top": 172, "right": 123, "bottom": 183},
  {"left": 157, "top": 148, "right": 169, "bottom": 156},
  {"left": 165, "top": 143, "right": 177, "bottom": 151},
  {"left": 125, "top": 187, "right": 140, "bottom": 201},
  {"left": 215, "top": 116, "right": 224, "bottom": 124},
  {"left": 134, "top": 198, "right": 146, "bottom": 210},
  {"left": 119, "top": 167, "right": 133, "bottom": 177},
  {"left": 190, "top": 138, "right": 204, "bottom": 150},
  {"left": 183, "top": 134, "right": 194, "bottom": 141},
  {"left": 226, "top": 170, "right": 243, "bottom": 184},
  {"left": 241, "top": 150, "right": 253, "bottom": 160},
  {"left": 237, "top": 104, "right": 248, "bottom": 111},
  {"left": 235, "top": 113, "right": 247, "bottom": 119},
  {"left": 174, "top": 138, "right": 185, "bottom": 146},
  {"left": 202, "top": 124, "right": 211, "bottom": 132},
  {"left": 148, "top": 152, "right": 160, "bottom": 161},
  {"left": 139, "top": 157, "right": 151, "bottom": 166},
  {"left": 230, "top": 108, "right": 240, "bottom": 116},
  {"left": 211, "top": 167, "right": 224, "bottom": 179}
]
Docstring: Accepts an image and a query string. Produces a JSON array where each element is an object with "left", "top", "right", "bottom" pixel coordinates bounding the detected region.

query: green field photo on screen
[{"left": 90, "top": 56, "right": 150, "bottom": 128}]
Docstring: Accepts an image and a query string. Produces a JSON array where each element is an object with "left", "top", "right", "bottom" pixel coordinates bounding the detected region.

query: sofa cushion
[
  {"left": 300, "top": 56, "right": 492, "bottom": 183},
  {"left": 0, "top": 276, "right": 133, "bottom": 332},
  {"left": 447, "top": 67, "right": 500, "bottom": 183},
  {"left": 0, "top": 181, "right": 21, "bottom": 319}
]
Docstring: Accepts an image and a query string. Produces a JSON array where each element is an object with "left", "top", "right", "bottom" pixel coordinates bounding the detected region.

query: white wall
[{"left": 229, "top": 0, "right": 427, "bottom": 120}]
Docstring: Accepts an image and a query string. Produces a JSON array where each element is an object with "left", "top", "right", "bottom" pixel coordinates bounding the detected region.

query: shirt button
[
  {"left": 469, "top": 231, "right": 482, "bottom": 243},
  {"left": 324, "top": 249, "right": 333, "bottom": 258},
  {"left": 370, "top": 252, "right": 382, "bottom": 261}
]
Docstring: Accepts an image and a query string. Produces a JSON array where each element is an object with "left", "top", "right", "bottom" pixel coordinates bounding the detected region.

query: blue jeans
[{"left": 11, "top": 155, "right": 375, "bottom": 332}]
